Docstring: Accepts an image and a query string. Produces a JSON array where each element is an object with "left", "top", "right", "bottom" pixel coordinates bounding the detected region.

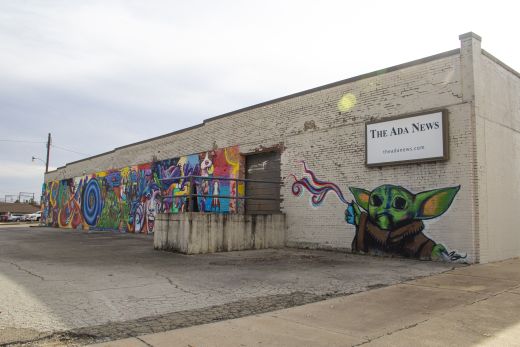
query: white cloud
[{"left": 0, "top": 161, "right": 52, "bottom": 179}]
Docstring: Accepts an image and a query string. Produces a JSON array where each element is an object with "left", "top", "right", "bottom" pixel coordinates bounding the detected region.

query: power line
[
  {"left": 0, "top": 136, "right": 89, "bottom": 158},
  {"left": 51, "top": 144, "right": 90, "bottom": 156},
  {"left": 0, "top": 139, "right": 46, "bottom": 144}
]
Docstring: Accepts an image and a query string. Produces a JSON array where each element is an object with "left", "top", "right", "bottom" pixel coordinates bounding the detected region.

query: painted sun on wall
[
  {"left": 290, "top": 161, "right": 466, "bottom": 261},
  {"left": 41, "top": 146, "right": 243, "bottom": 233}
]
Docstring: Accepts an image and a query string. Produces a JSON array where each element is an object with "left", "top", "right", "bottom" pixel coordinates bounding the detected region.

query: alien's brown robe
[{"left": 352, "top": 212, "right": 436, "bottom": 260}]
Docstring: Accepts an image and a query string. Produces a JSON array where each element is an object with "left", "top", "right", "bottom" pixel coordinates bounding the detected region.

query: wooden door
[{"left": 245, "top": 152, "right": 281, "bottom": 214}]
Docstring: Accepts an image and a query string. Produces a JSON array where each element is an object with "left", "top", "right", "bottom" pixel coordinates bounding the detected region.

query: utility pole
[{"left": 45, "top": 133, "right": 51, "bottom": 174}]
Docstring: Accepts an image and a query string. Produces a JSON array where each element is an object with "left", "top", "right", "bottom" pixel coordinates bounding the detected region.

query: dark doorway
[{"left": 245, "top": 152, "right": 281, "bottom": 214}]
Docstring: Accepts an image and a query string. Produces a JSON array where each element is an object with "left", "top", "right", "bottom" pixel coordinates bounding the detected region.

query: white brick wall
[
  {"left": 46, "top": 40, "right": 487, "bottom": 262},
  {"left": 279, "top": 58, "right": 476, "bottom": 260}
]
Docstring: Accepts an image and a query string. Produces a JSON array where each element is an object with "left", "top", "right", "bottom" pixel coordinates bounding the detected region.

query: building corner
[{"left": 459, "top": 32, "right": 482, "bottom": 263}]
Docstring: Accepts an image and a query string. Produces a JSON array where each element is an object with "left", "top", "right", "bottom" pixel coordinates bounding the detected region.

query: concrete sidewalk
[{"left": 91, "top": 258, "right": 520, "bottom": 347}]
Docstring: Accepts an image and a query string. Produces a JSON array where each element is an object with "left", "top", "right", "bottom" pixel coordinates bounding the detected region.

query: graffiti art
[
  {"left": 41, "top": 146, "right": 242, "bottom": 234},
  {"left": 82, "top": 177, "right": 102, "bottom": 226},
  {"left": 291, "top": 161, "right": 466, "bottom": 261}
]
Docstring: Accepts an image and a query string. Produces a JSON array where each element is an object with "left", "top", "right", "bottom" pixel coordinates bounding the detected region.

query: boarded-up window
[{"left": 245, "top": 152, "right": 281, "bottom": 214}]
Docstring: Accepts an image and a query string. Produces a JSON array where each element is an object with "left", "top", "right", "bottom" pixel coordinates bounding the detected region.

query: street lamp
[
  {"left": 32, "top": 156, "right": 46, "bottom": 165},
  {"left": 32, "top": 156, "right": 46, "bottom": 207}
]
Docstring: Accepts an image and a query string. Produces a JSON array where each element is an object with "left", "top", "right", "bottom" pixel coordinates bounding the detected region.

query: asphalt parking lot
[{"left": 0, "top": 226, "right": 456, "bottom": 346}]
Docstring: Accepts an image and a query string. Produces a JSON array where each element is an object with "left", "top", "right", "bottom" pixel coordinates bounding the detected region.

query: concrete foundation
[{"left": 154, "top": 213, "right": 286, "bottom": 254}]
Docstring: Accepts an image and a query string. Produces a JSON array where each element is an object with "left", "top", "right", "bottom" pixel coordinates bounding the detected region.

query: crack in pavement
[
  {"left": 0, "top": 331, "right": 97, "bottom": 347},
  {"left": 156, "top": 273, "right": 198, "bottom": 295},
  {"left": 403, "top": 282, "right": 488, "bottom": 294},
  {"left": 6, "top": 262, "right": 45, "bottom": 281},
  {"left": 156, "top": 273, "right": 174, "bottom": 286},
  {"left": 443, "top": 272, "right": 519, "bottom": 282},
  {"left": 404, "top": 280, "right": 520, "bottom": 295},
  {"left": 352, "top": 319, "right": 430, "bottom": 346},
  {"left": 461, "top": 287, "right": 516, "bottom": 307},
  {"left": 159, "top": 275, "right": 174, "bottom": 286},
  {"left": 172, "top": 282, "right": 197, "bottom": 296},
  {"left": 83, "top": 283, "right": 156, "bottom": 293},
  {"left": 136, "top": 336, "right": 154, "bottom": 347}
]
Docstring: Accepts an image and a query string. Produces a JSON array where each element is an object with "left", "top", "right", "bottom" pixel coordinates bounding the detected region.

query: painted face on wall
[
  {"left": 349, "top": 185, "right": 460, "bottom": 230},
  {"left": 200, "top": 152, "right": 214, "bottom": 175},
  {"left": 351, "top": 185, "right": 415, "bottom": 230},
  {"left": 146, "top": 193, "right": 160, "bottom": 233}
]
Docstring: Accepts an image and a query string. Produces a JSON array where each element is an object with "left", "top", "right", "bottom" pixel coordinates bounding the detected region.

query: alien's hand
[{"left": 345, "top": 201, "right": 361, "bottom": 226}]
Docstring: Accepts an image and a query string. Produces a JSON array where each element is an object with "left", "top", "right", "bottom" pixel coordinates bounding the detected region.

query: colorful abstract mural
[
  {"left": 41, "top": 146, "right": 243, "bottom": 234},
  {"left": 290, "top": 161, "right": 466, "bottom": 261}
]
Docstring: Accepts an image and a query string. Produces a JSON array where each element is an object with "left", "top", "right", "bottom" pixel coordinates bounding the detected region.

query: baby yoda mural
[{"left": 290, "top": 161, "right": 465, "bottom": 261}]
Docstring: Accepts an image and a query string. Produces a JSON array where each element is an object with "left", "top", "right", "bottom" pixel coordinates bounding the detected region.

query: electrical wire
[
  {"left": 0, "top": 139, "right": 46, "bottom": 144},
  {"left": 51, "top": 144, "right": 90, "bottom": 156},
  {"left": 0, "top": 138, "right": 89, "bottom": 156}
]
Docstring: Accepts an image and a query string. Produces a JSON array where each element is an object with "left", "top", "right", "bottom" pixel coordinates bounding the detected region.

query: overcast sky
[{"left": 1, "top": 0, "right": 519, "bottom": 202}]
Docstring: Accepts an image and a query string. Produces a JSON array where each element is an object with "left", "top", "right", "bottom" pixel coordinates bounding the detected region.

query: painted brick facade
[{"left": 45, "top": 33, "right": 520, "bottom": 263}]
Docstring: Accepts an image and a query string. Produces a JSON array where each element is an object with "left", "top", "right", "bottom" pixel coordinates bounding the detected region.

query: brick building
[{"left": 43, "top": 33, "right": 520, "bottom": 263}]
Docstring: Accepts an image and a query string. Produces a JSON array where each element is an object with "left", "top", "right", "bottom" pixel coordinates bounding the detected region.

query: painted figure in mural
[
  {"left": 126, "top": 169, "right": 140, "bottom": 232},
  {"left": 154, "top": 159, "right": 181, "bottom": 213},
  {"left": 291, "top": 161, "right": 465, "bottom": 261},
  {"left": 177, "top": 156, "right": 200, "bottom": 212},
  {"left": 133, "top": 167, "right": 161, "bottom": 233},
  {"left": 41, "top": 181, "right": 58, "bottom": 226},
  {"left": 224, "top": 148, "right": 241, "bottom": 212},
  {"left": 199, "top": 151, "right": 214, "bottom": 212},
  {"left": 58, "top": 178, "right": 83, "bottom": 229},
  {"left": 144, "top": 188, "right": 161, "bottom": 233},
  {"left": 211, "top": 180, "right": 220, "bottom": 211},
  {"left": 346, "top": 185, "right": 461, "bottom": 260},
  {"left": 197, "top": 149, "right": 237, "bottom": 213},
  {"left": 97, "top": 171, "right": 129, "bottom": 230}
]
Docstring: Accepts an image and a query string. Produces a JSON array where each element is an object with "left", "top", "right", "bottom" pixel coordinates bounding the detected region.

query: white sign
[{"left": 366, "top": 111, "right": 448, "bottom": 166}]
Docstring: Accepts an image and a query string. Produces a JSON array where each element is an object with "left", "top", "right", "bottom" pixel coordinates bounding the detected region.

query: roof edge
[
  {"left": 482, "top": 49, "right": 520, "bottom": 79},
  {"left": 204, "top": 48, "right": 460, "bottom": 123}
]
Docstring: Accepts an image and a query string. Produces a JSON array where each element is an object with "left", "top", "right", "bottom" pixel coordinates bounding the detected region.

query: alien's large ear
[
  {"left": 414, "top": 186, "right": 460, "bottom": 219},
  {"left": 349, "top": 187, "right": 370, "bottom": 211}
]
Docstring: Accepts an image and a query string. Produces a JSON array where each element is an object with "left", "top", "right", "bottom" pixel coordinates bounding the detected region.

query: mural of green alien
[
  {"left": 346, "top": 185, "right": 460, "bottom": 260},
  {"left": 290, "top": 161, "right": 466, "bottom": 261}
]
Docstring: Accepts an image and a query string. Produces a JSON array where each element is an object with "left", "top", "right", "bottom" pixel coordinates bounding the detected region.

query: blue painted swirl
[{"left": 82, "top": 178, "right": 102, "bottom": 226}]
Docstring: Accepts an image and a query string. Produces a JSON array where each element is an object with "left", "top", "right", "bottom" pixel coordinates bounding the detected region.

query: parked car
[
  {"left": 7, "top": 214, "right": 23, "bottom": 222},
  {"left": 27, "top": 211, "right": 42, "bottom": 222}
]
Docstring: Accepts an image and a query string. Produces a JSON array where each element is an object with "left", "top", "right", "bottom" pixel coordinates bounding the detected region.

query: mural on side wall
[
  {"left": 41, "top": 146, "right": 242, "bottom": 234},
  {"left": 196, "top": 147, "right": 241, "bottom": 213},
  {"left": 290, "top": 161, "right": 466, "bottom": 261}
]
